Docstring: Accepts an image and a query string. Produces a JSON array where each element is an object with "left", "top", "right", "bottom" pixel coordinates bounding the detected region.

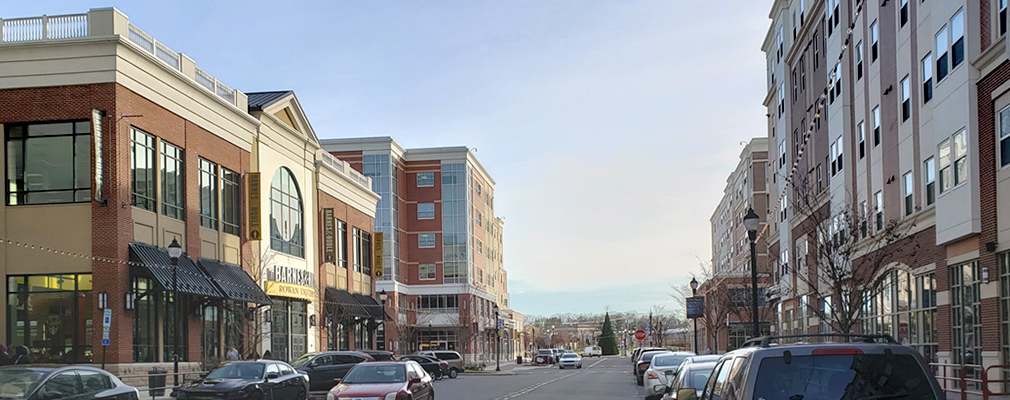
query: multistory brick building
[
  {"left": 0, "top": 8, "right": 379, "bottom": 377},
  {"left": 751, "top": 0, "right": 1010, "bottom": 375},
  {"left": 321, "top": 138, "right": 512, "bottom": 365}
]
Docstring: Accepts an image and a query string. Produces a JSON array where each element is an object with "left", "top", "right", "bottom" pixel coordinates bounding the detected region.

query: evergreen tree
[{"left": 598, "top": 312, "right": 619, "bottom": 355}]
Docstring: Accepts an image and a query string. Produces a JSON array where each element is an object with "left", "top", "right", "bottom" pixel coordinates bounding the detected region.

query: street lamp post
[
  {"left": 743, "top": 208, "right": 761, "bottom": 339},
  {"left": 493, "top": 305, "right": 500, "bottom": 372},
  {"left": 166, "top": 239, "right": 183, "bottom": 390},
  {"left": 690, "top": 277, "right": 699, "bottom": 354}
]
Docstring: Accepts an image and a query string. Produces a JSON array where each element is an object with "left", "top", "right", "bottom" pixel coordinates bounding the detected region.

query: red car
[{"left": 327, "top": 361, "right": 434, "bottom": 400}]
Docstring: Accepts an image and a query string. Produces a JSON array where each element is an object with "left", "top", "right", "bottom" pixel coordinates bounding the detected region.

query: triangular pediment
[{"left": 246, "top": 91, "right": 320, "bottom": 147}]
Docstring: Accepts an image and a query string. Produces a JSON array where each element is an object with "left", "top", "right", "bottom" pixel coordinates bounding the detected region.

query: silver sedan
[{"left": 557, "top": 353, "right": 583, "bottom": 369}]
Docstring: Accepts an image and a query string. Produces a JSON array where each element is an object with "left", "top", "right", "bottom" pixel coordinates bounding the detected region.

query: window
[
  {"left": 900, "top": 0, "right": 909, "bottom": 27},
  {"left": 780, "top": 194, "right": 788, "bottom": 222},
  {"left": 999, "top": 105, "right": 1010, "bottom": 167},
  {"left": 270, "top": 167, "right": 304, "bottom": 257},
  {"left": 475, "top": 183, "right": 482, "bottom": 197},
  {"left": 337, "top": 220, "right": 347, "bottom": 269},
  {"left": 922, "top": 53, "right": 933, "bottom": 103},
  {"left": 856, "top": 41, "right": 863, "bottom": 80},
  {"left": 43, "top": 372, "right": 80, "bottom": 397},
  {"left": 7, "top": 274, "right": 94, "bottom": 363},
  {"left": 418, "top": 233, "right": 436, "bottom": 248},
  {"left": 939, "top": 130, "right": 968, "bottom": 194},
  {"left": 419, "top": 264, "right": 436, "bottom": 281},
  {"left": 901, "top": 76, "right": 911, "bottom": 121},
  {"left": 161, "top": 142, "right": 184, "bottom": 219},
  {"left": 5, "top": 122, "right": 92, "bottom": 205},
  {"left": 871, "top": 21, "right": 879, "bottom": 61},
  {"left": 477, "top": 268, "right": 483, "bottom": 284},
  {"left": 925, "top": 158, "right": 936, "bottom": 205},
  {"left": 418, "top": 203, "right": 435, "bottom": 219},
  {"left": 418, "top": 294, "right": 458, "bottom": 309},
  {"left": 199, "top": 159, "right": 219, "bottom": 230},
  {"left": 951, "top": 10, "right": 965, "bottom": 69},
  {"left": 830, "top": 136, "right": 843, "bottom": 176},
  {"left": 443, "top": 263, "right": 460, "bottom": 282},
  {"left": 221, "top": 168, "right": 240, "bottom": 236},
  {"left": 778, "top": 84, "right": 785, "bottom": 117},
  {"left": 779, "top": 141, "right": 787, "bottom": 167},
  {"left": 873, "top": 107, "right": 881, "bottom": 146},
  {"left": 875, "top": 191, "right": 884, "bottom": 231},
  {"left": 904, "top": 172, "right": 914, "bottom": 217},
  {"left": 477, "top": 211, "right": 483, "bottom": 227},
  {"left": 131, "top": 128, "right": 156, "bottom": 211},
  {"left": 417, "top": 172, "right": 434, "bottom": 187},
  {"left": 78, "top": 370, "right": 112, "bottom": 394},
  {"left": 936, "top": 27, "right": 949, "bottom": 81},
  {"left": 952, "top": 261, "right": 982, "bottom": 365},
  {"left": 858, "top": 122, "right": 866, "bottom": 159},
  {"left": 1001, "top": 0, "right": 1008, "bottom": 37},
  {"left": 353, "top": 228, "right": 371, "bottom": 274},
  {"left": 777, "top": 27, "right": 784, "bottom": 62},
  {"left": 860, "top": 201, "right": 869, "bottom": 238},
  {"left": 477, "top": 239, "right": 483, "bottom": 254},
  {"left": 781, "top": 249, "right": 790, "bottom": 275}
]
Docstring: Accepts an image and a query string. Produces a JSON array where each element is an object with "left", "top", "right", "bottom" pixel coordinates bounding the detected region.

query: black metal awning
[
  {"left": 197, "top": 258, "right": 272, "bottom": 306},
  {"left": 128, "top": 242, "right": 224, "bottom": 298},
  {"left": 324, "top": 287, "right": 371, "bottom": 319},
  {"left": 353, "top": 293, "right": 389, "bottom": 322}
]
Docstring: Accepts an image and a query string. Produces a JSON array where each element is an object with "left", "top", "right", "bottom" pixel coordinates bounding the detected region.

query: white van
[{"left": 583, "top": 345, "right": 602, "bottom": 357}]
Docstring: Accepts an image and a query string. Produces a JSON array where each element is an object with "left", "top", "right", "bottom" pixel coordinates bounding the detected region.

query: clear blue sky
[{"left": 1, "top": 1, "right": 771, "bottom": 316}]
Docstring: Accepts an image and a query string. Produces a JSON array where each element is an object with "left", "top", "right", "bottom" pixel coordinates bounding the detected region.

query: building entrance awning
[
  {"left": 324, "top": 287, "right": 371, "bottom": 319},
  {"left": 128, "top": 242, "right": 224, "bottom": 298},
  {"left": 353, "top": 293, "right": 390, "bottom": 322},
  {"left": 197, "top": 258, "right": 272, "bottom": 305}
]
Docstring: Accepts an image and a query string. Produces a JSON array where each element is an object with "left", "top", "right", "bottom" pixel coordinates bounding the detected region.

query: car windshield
[
  {"left": 752, "top": 353, "right": 940, "bottom": 400},
  {"left": 561, "top": 354, "right": 578, "bottom": 359},
  {"left": 641, "top": 352, "right": 668, "bottom": 362},
  {"left": 342, "top": 365, "right": 406, "bottom": 384},
  {"left": 538, "top": 350, "right": 551, "bottom": 355},
  {"left": 0, "top": 369, "right": 45, "bottom": 399},
  {"left": 289, "top": 354, "right": 315, "bottom": 368},
  {"left": 684, "top": 366, "right": 715, "bottom": 392},
  {"left": 653, "top": 354, "right": 691, "bottom": 367},
  {"left": 205, "top": 363, "right": 265, "bottom": 380}
]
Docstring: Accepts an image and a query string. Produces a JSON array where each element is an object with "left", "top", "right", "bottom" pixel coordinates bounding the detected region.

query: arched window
[{"left": 270, "top": 167, "right": 303, "bottom": 257}]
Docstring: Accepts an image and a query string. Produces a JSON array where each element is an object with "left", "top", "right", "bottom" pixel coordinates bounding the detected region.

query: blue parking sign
[{"left": 102, "top": 338, "right": 110, "bottom": 346}]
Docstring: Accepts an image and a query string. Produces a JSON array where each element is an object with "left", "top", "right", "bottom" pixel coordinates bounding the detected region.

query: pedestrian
[
  {"left": 262, "top": 350, "right": 273, "bottom": 360},
  {"left": 0, "top": 344, "right": 10, "bottom": 366},
  {"left": 12, "top": 346, "right": 30, "bottom": 365},
  {"left": 226, "top": 346, "right": 240, "bottom": 361}
]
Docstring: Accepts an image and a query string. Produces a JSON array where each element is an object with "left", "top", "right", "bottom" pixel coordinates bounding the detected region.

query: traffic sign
[
  {"left": 634, "top": 329, "right": 646, "bottom": 341},
  {"left": 102, "top": 309, "right": 112, "bottom": 346}
]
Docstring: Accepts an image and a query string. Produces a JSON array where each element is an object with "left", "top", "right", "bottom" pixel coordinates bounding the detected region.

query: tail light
[{"left": 646, "top": 371, "right": 659, "bottom": 379}]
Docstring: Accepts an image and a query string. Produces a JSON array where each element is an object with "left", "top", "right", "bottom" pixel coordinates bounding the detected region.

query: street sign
[
  {"left": 101, "top": 309, "right": 111, "bottom": 346},
  {"left": 686, "top": 296, "right": 705, "bottom": 319},
  {"left": 634, "top": 329, "right": 646, "bottom": 341}
]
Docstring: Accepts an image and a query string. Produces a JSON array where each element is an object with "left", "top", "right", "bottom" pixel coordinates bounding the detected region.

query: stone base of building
[{"left": 103, "top": 362, "right": 203, "bottom": 389}]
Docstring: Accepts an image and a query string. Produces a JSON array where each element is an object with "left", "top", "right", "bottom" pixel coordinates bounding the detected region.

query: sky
[{"left": 1, "top": 1, "right": 772, "bottom": 317}]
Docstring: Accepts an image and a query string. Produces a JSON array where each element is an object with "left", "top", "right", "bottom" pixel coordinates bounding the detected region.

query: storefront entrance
[{"left": 270, "top": 298, "right": 307, "bottom": 362}]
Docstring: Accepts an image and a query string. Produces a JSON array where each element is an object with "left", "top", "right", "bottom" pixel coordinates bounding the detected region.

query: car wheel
[
  {"left": 248, "top": 391, "right": 263, "bottom": 400},
  {"left": 578, "top": 364, "right": 582, "bottom": 369},
  {"left": 448, "top": 368, "right": 459, "bottom": 378},
  {"left": 637, "top": 375, "right": 643, "bottom": 386},
  {"left": 296, "top": 387, "right": 306, "bottom": 400},
  {"left": 434, "top": 369, "right": 443, "bottom": 380},
  {"left": 559, "top": 365, "right": 564, "bottom": 369}
]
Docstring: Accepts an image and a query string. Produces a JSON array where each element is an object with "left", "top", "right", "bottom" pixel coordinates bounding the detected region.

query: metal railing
[
  {"left": 932, "top": 363, "right": 985, "bottom": 400},
  {"left": 117, "top": 370, "right": 207, "bottom": 399},
  {"left": 1, "top": 14, "right": 88, "bottom": 42},
  {"left": 318, "top": 152, "right": 373, "bottom": 189},
  {"left": 125, "top": 23, "right": 238, "bottom": 106}
]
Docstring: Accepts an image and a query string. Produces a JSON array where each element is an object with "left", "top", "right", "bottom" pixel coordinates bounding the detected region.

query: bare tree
[
  {"left": 219, "top": 249, "right": 279, "bottom": 367},
  {"left": 787, "top": 178, "right": 920, "bottom": 335}
]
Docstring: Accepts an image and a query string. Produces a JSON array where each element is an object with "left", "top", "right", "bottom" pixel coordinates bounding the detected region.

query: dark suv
[
  {"left": 290, "top": 351, "right": 374, "bottom": 392},
  {"left": 671, "top": 334, "right": 944, "bottom": 400}
]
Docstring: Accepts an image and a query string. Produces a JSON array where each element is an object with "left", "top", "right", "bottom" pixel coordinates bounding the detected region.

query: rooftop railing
[
  {"left": 1, "top": 14, "right": 88, "bottom": 42},
  {"left": 318, "top": 152, "right": 373, "bottom": 190}
]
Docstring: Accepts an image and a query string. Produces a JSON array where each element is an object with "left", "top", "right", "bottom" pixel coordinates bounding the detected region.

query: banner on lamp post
[{"left": 686, "top": 296, "right": 705, "bottom": 319}]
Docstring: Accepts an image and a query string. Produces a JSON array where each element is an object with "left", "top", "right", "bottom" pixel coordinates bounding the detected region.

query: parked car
[
  {"left": 583, "top": 345, "right": 603, "bottom": 357},
  {"left": 632, "top": 347, "right": 665, "bottom": 370},
  {"left": 417, "top": 350, "right": 463, "bottom": 378},
  {"left": 643, "top": 351, "right": 695, "bottom": 399},
  {"left": 635, "top": 349, "right": 672, "bottom": 385},
  {"left": 327, "top": 361, "right": 434, "bottom": 400},
  {"left": 656, "top": 361, "right": 717, "bottom": 400},
  {"left": 557, "top": 353, "right": 583, "bottom": 369},
  {"left": 675, "top": 354, "right": 721, "bottom": 370},
  {"left": 289, "top": 351, "right": 374, "bottom": 392},
  {"left": 552, "top": 348, "right": 566, "bottom": 363},
  {"left": 398, "top": 354, "right": 450, "bottom": 379},
  {"left": 176, "top": 360, "right": 309, "bottom": 400},
  {"left": 0, "top": 365, "right": 140, "bottom": 400},
  {"left": 675, "top": 334, "right": 945, "bottom": 400},
  {"left": 357, "top": 349, "right": 395, "bottom": 361},
  {"left": 535, "top": 349, "right": 555, "bottom": 365}
]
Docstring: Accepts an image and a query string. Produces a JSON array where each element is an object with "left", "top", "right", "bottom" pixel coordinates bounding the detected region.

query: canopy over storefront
[
  {"left": 197, "top": 258, "right": 272, "bottom": 305},
  {"left": 128, "top": 242, "right": 224, "bottom": 298}
]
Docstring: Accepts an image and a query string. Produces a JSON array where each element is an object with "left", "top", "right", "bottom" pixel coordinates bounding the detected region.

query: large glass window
[
  {"left": 200, "top": 159, "right": 218, "bottom": 229},
  {"left": 5, "top": 121, "right": 91, "bottom": 205},
  {"left": 131, "top": 128, "right": 156, "bottom": 211},
  {"left": 7, "top": 274, "right": 93, "bottom": 363},
  {"left": 861, "top": 270, "right": 936, "bottom": 362},
  {"left": 161, "top": 141, "right": 184, "bottom": 220},
  {"left": 222, "top": 168, "right": 240, "bottom": 236},
  {"left": 362, "top": 154, "right": 400, "bottom": 282},
  {"left": 1000, "top": 253, "right": 1010, "bottom": 372},
  {"left": 270, "top": 298, "right": 307, "bottom": 362},
  {"left": 270, "top": 167, "right": 304, "bottom": 257},
  {"left": 353, "top": 228, "right": 372, "bottom": 275},
  {"left": 442, "top": 163, "right": 471, "bottom": 284},
  {"left": 951, "top": 261, "right": 981, "bottom": 365}
]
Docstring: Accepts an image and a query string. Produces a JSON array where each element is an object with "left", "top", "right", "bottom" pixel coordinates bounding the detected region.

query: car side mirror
[
  {"left": 409, "top": 377, "right": 422, "bottom": 384},
  {"left": 677, "top": 388, "right": 698, "bottom": 400},
  {"left": 654, "top": 384, "right": 667, "bottom": 393},
  {"left": 333, "top": 378, "right": 342, "bottom": 384},
  {"left": 265, "top": 372, "right": 279, "bottom": 381},
  {"left": 308, "top": 361, "right": 317, "bottom": 369}
]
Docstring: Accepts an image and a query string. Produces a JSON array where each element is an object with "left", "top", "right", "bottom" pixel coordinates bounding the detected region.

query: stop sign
[{"left": 635, "top": 329, "right": 646, "bottom": 341}]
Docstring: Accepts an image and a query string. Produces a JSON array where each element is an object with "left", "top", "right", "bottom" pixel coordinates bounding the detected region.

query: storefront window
[
  {"left": 861, "top": 269, "right": 936, "bottom": 361},
  {"left": 951, "top": 262, "right": 981, "bottom": 365},
  {"left": 130, "top": 276, "right": 188, "bottom": 363},
  {"left": 270, "top": 298, "right": 308, "bottom": 362},
  {"left": 419, "top": 329, "right": 458, "bottom": 351},
  {"left": 202, "top": 305, "right": 221, "bottom": 367},
  {"left": 7, "top": 274, "right": 93, "bottom": 363}
]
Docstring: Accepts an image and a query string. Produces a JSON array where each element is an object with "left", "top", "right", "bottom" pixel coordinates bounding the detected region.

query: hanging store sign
[
  {"left": 373, "top": 232, "right": 384, "bottom": 279},
  {"left": 92, "top": 109, "right": 104, "bottom": 202},
  {"left": 248, "top": 173, "right": 262, "bottom": 240},
  {"left": 686, "top": 296, "right": 705, "bottom": 319},
  {"left": 323, "top": 208, "right": 335, "bottom": 264}
]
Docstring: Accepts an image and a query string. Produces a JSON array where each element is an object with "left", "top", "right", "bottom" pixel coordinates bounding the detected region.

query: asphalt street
[{"left": 437, "top": 356, "right": 648, "bottom": 400}]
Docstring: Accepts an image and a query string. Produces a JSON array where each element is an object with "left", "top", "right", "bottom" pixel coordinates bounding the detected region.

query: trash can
[
  {"left": 517, "top": 355, "right": 523, "bottom": 365},
  {"left": 148, "top": 369, "right": 166, "bottom": 397}
]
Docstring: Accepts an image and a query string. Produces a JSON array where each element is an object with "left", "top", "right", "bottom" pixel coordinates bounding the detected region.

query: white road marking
[{"left": 491, "top": 372, "right": 577, "bottom": 400}]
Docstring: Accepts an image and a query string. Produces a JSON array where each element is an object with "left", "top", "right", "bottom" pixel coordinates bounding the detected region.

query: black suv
[
  {"left": 289, "top": 351, "right": 374, "bottom": 392},
  {"left": 671, "top": 334, "right": 944, "bottom": 400}
]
